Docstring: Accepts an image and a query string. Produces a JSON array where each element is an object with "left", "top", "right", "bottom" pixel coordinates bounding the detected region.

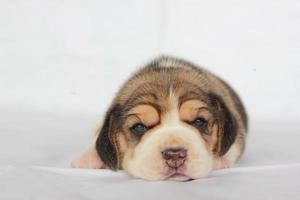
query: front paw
[
  {"left": 213, "top": 157, "right": 230, "bottom": 170},
  {"left": 71, "top": 148, "right": 106, "bottom": 169}
]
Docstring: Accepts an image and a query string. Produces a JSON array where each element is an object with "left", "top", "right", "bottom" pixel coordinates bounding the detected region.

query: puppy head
[{"left": 96, "top": 59, "right": 239, "bottom": 181}]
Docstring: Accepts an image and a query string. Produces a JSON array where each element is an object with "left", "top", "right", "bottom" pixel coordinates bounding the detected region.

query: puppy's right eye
[{"left": 130, "top": 123, "right": 148, "bottom": 136}]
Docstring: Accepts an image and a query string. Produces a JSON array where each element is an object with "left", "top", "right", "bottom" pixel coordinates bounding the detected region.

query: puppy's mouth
[{"left": 164, "top": 169, "right": 193, "bottom": 181}]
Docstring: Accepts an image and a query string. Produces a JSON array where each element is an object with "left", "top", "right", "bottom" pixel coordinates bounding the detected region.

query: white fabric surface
[
  {"left": 1, "top": 111, "right": 300, "bottom": 199},
  {"left": 1, "top": 0, "right": 300, "bottom": 199}
]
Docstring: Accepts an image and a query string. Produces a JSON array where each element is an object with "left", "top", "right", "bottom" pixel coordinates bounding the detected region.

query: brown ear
[
  {"left": 209, "top": 93, "right": 237, "bottom": 156},
  {"left": 95, "top": 105, "right": 121, "bottom": 170}
]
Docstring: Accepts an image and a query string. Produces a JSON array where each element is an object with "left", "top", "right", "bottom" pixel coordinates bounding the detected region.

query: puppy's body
[{"left": 72, "top": 56, "right": 247, "bottom": 181}]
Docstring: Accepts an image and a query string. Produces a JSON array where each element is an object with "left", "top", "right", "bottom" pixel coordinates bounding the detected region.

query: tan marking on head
[
  {"left": 179, "top": 100, "right": 208, "bottom": 121},
  {"left": 127, "top": 105, "right": 160, "bottom": 127}
]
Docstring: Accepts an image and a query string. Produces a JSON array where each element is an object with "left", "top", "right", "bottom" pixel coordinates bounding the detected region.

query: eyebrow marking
[
  {"left": 194, "top": 107, "right": 210, "bottom": 112},
  {"left": 178, "top": 91, "right": 207, "bottom": 108},
  {"left": 124, "top": 113, "right": 141, "bottom": 120},
  {"left": 124, "top": 90, "right": 162, "bottom": 114},
  {"left": 125, "top": 113, "right": 160, "bottom": 129}
]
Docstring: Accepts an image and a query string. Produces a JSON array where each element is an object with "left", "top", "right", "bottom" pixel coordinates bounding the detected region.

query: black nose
[{"left": 162, "top": 148, "right": 187, "bottom": 168}]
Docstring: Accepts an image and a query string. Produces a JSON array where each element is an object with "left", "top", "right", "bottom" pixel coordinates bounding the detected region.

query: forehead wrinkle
[
  {"left": 123, "top": 102, "right": 162, "bottom": 119},
  {"left": 122, "top": 97, "right": 162, "bottom": 123},
  {"left": 176, "top": 83, "right": 207, "bottom": 108},
  {"left": 124, "top": 114, "right": 145, "bottom": 126},
  {"left": 124, "top": 91, "right": 159, "bottom": 108},
  {"left": 123, "top": 82, "right": 170, "bottom": 113}
]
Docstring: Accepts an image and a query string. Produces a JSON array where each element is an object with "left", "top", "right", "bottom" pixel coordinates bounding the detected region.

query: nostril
[{"left": 162, "top": 148, "right": 187, "bottom": 160}]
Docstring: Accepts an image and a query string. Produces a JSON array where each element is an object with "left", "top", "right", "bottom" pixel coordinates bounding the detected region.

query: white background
[
  {"left": 0, "top": 1, "right": 300, "bottom": 199},
  {"left": 1, "top": 0, "right": 299, "bottom": 121}
]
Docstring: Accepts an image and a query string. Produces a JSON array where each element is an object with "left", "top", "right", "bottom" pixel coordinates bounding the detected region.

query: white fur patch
[{"left": 122, "top": 95, "right": 213, "bottom": 180}]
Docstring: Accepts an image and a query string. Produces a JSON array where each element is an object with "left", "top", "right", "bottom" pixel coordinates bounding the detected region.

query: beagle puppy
[{"left": 71, "top": 56, "right": 247, "bottom": 181}]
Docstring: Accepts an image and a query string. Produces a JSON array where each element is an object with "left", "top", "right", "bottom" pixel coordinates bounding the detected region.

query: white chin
[{"left": 165, "top": 173, "right": 192, "bottom": 181}]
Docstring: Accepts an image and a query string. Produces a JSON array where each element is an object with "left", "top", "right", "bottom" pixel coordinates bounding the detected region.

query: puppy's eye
[
  {"left": 192, "top": 118, "right": 207, "bottom": 129},
  {"left": 130, "top": 123, "right": 148, "bottom": 136}
]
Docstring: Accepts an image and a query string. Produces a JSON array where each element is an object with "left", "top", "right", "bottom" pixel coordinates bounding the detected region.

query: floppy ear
[
  {"left": 95, "top": 105, "right": 120, "bottom": 170},
  {"left": 209, "top": 93, "right": 237, "bottom": 156}
]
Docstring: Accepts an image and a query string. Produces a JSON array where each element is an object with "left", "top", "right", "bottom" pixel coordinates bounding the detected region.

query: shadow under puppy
[{"left": 72, "top": 56, "right": 248, "bottom": 181}]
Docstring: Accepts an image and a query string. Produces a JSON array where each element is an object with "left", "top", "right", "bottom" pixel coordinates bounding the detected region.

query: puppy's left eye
[
  {"left": 192, "top": 118, "right": 207, "bottom": 129},
  {"left": 130, "top": 123, "right": 148, "bottom": 136}
]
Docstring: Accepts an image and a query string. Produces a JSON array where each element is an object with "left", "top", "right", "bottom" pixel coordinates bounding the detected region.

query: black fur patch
[
  {"left": 95, "top": 105, "right": 121, "bottom": 170},
  {"left": 209, "top": 93, "right": 238, "bottom": 156},
  {"left": 218, "top": 78, "right": 248, "bottom": 131}
]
